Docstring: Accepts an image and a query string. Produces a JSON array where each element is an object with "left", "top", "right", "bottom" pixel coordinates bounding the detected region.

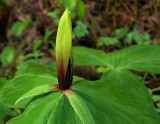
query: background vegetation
[{"left": 0, "top": 0, "right": 160, "bottom": 123}]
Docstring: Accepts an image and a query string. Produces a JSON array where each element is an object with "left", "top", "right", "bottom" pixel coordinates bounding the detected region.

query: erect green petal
[{"left": 56, "top": 8, "right": 72, "bottom": 90}]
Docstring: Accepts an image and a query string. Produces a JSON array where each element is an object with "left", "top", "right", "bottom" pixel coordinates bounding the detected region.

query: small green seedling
[{"left": 0, "top": 8, "right": 160, "bottom": 124}]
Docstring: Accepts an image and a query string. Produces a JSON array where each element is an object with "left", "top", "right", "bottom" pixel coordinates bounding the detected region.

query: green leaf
[
  {"left": 4, "top": 68, "right": 160, "bottom": 124},
  {"left": 0, "top": 77, "right": 7, "bottom": 89},
  {"left": 14, "top": 84, "right": 54, "bottom": 109},
  {"left": 101, "top": 70, "right": 152, "bottom": 102},
  {"left": 77, "top": 0, "right": 85, "bottom": 20},
  {"left": 73, "top": 45, "right": 160, "bottom": 74},
  {"left": 105, "top": 45, "right": 160, "bottom": 73},
  {"left": 65, "top": 0, "right": 77, "bottom": 12},
  {"left": 65, "top": 90, "right": 95, "bottom": 124},
  {"left": 6, "top": 92, "right": 65, "bottom": 124},
  {"left": 0, "top": 78, "right": 10, "bottom": 124},
  {"left": 73, "top": 46, "right": 107, "bottom": 66},
  {"left": 0, "top": 60, "right": 159, "bottom": 124},
  {"left": 0, "top": 103, "right": 10, "bottom": 123},
  {"left": 72, "top": 70, "right": 160, "bottom": 123},
  {"left": 6, "top": 91, "right": 81, "bottom": 124},
  {"left": 1, "top": 46, "right": 15, "bottom": 67},
  {"left": 0, "top": 62, "right": 57, "bottom": 108}
]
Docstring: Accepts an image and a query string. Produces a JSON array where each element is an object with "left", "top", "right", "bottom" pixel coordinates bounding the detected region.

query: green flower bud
[{"left": 56, "top": 8, "right": 73, "bottom": 90}]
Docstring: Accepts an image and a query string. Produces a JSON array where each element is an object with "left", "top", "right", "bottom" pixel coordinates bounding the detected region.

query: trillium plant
[{"left": 0, "top": 8, "right": 160, "bottom": 124}]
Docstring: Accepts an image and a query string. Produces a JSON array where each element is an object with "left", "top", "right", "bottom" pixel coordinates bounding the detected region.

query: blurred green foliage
[
  {"left": 73, "top": 21, "right": 89, "bottom": 39},
  {"left": 1, "top": 46, "right": 15, "bottom": 68},
  {"left": 98, "top": 27, "right": 151, "bottom": 47},
  {"left": 98, "top": 37, "right": 119, "bottom": 46},
  {"left": 2, "top": 0, "right": 10, "bottom": 5},
  {"left": 126, "top": 30, "right": 151, "bottom": 44},
  {"left": 10, "top": 18, "right": 30, "bottom": 37}
]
